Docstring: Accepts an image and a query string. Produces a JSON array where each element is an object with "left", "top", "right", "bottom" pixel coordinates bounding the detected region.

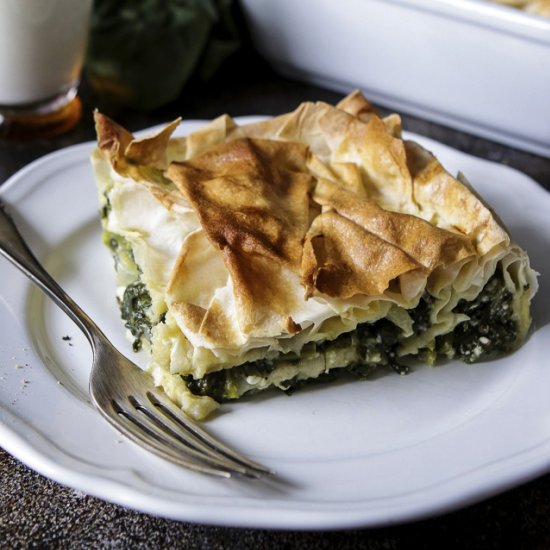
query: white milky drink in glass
[{"left": 0, "top": 0, "right": 92, "bottom": 138}]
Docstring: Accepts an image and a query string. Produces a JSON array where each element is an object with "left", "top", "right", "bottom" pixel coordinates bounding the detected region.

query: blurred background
[{"left": 2, "top": 0, "right": 549, "bottom": 185}]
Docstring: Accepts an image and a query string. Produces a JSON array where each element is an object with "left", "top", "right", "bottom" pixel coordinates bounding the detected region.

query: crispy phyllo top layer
[{"left": 94, "top": 91, "right": 512, "bottom": 357}]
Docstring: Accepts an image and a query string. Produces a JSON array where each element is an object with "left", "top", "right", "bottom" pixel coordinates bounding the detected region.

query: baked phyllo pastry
[
  {"left": 91, "top": 91, "right": 538, "bottom": 420},
  {"left": 489, "top": 0, "right": 550, "bottom": 17}
]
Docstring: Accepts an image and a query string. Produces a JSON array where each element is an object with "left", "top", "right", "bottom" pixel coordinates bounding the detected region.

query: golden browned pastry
[
  {"left": 92, "top": 91, "right": 538, "bottom": 419},
  {"left": 489, "top": 0, "right": 550, "bottom": 16}
]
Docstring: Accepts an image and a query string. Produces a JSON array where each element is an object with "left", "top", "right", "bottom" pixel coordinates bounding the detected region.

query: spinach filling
[
  {"left": 100, "top": 191, "right": 111, "bottom": 221},
  {"left": 119, "top": 282, "right": 153, "bottom": 352},
  {"left": 182, "top": 317, "right": 406, "bottom": 403},
  {"left": 435, "top": 271, "right": 517, "bottom": 363},
  {"left": 183, "top": 268, "right": 518, "bottom": 402},
  {"left": 102, "top": 230, "right": 158, "bottom": 352},
  {"left": 184, "top": 370, "right": 228, "bottom": 403}
]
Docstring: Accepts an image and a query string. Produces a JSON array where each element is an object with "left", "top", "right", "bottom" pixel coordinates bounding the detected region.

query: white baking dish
[{"left": 239, "top": 0, "right": 550, "bottom": 157}]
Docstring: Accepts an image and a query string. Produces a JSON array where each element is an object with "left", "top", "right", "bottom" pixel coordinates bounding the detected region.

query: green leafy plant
[{"left": 86, "top": 0, "right": 241, "bottom": 110}]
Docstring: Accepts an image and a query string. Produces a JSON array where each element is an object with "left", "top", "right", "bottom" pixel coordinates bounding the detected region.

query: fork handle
[{"left": 0, "top": 201, "right": 102, "bottom": 346}]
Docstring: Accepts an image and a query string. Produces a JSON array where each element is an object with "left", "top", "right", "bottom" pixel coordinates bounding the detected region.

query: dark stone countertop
[{"left": 2, "top": 54, "right": 550, "bottom": 548}]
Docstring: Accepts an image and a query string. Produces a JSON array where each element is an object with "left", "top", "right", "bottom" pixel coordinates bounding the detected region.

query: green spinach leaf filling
[
  {"left": 183, "top": 268, "right": 518, "bottom": 402},
  {"left": 119, "top": 282, "right": 153, "bottom": 352},
  {"left": 435, "top": 272, "right": 517, "bottom": 362}
]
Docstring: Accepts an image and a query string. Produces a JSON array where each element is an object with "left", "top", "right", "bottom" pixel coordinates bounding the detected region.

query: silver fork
[{"left": 0, "top": 202, "right": 272, "bottom": 478}]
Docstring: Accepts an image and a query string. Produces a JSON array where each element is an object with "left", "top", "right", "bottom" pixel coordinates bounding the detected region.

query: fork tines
[{"left": 106, "top": 391, "right": 273, "bottom": 479}]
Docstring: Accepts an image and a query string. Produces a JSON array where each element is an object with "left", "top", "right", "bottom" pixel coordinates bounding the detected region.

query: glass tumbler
[{"left": 0, "top": 0, "right": 93, "bottom": 138}]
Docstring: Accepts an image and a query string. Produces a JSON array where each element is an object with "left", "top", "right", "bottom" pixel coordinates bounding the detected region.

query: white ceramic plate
[{"left": 1, "top": 120, "right": 549, "bottom": 530}]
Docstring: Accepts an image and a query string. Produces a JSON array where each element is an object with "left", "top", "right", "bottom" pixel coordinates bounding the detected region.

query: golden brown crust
[
  {"left": 167, "top": 138, "right": 312, "bottom": 268},
  {"left": 95, "top": 90, "right": 514, "bottom": 360},
  {"left": 336, "top": 89, "right": 402, "bottom": 138},
  {"left": 167, "top": 138, "right": 313, "bottom": 336},
  {"left": 125, "top": 118, "right": 181, "bottom": 169},
  {"left": 169, "top": 114, "right": 238, "bottom": 161},
  {"left": 94, "top": 111, "right": 133, "bottom": 172},
  {"left": 302, "top": 211, "right": 426, "bottom": 299},
  {"left": 94, "top": 111, "right": 180, "bottom": 175},
  {"left": 312, "top": 178, "right": 476, "bottom": 272},
  {"left": 302, "top": 178, "right": 476, "bottom": 299},
  {"left": 336, "top": 88, "right": 380, "bottom": 121},
  {"left": 405, "top": 140, "right": 509, "bottom": 254}
]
